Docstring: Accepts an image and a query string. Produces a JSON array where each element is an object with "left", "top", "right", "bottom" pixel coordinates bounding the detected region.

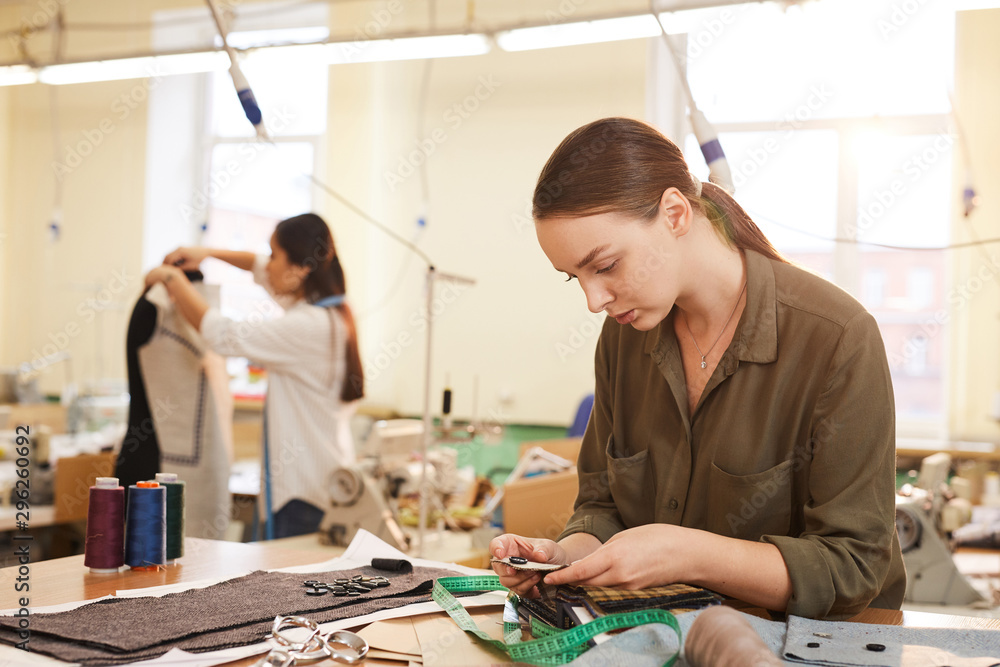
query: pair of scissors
[{"left": 256, "top": 615, "right": 369, "bottom": 666}]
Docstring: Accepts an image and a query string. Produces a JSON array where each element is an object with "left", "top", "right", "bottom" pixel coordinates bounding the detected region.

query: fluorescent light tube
[
  {"left": 0, "top": 65, "right": 38, "bottom": 86},
  {"left": 325, "top": 33, "right": 490, "bottom": 64},
  {"left": 39, "top": 51, "right": 229, "bottom": 85},
  {"left": 496, "top": 14, "right": 662, "bottom": 52}
]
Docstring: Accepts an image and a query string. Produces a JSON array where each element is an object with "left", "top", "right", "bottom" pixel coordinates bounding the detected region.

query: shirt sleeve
[
  {"left": 558, "top": 320, "right": 627, "bottom": 543},
  {"left": 200, "top": 306, "right": 327, "bottom": 373},
  {"left": 251, "top": 254, "right": 272, "bottom": 292},
  {"left": 762, "top": 311, "right": 897, "bottom": 619}
]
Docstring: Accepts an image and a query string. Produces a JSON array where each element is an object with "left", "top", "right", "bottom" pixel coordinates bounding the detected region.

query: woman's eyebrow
[{"left": 576, "top": 245, "right": 610, "bottom": 270}]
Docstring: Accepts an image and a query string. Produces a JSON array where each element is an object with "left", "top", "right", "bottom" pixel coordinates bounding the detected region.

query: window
[
  {"left": 670, "top": 0, "right": 955, "bottom": 432},
  {"left": 147, "top": 5, "right": 328, "bottom": 397},
  {"left": 864, "top": 269, "right": 887, "bottom": 308}
]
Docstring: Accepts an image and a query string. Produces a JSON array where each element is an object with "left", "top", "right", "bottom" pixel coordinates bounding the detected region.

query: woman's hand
[
  {"left": 542, "top": 524, "right": 698, "bottom": 590},
  {"left": 145, "top": 265, "right": 183, "bottom": 289},
  {"left": 163, "top": 247, "right": 211, "bottom": 270},
  {"left": 489, "top": 534, "right": 568, "bottom": 598}
]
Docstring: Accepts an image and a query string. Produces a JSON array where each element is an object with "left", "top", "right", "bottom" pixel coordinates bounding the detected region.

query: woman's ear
[
  {"left": 658, "top": 187, "right": 693, "bottom": 238},
  {"left": 288, "top": 263, "right": 310, "bottom": 285}
]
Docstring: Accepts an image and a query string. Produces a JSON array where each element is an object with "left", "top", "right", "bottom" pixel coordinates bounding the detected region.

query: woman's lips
[{"left": 614, "top": 310, "right": 636, "bottom": 325}]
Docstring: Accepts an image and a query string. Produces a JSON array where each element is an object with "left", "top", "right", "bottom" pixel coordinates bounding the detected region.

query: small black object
[
  {"left": 807, "top": 642, "right": 820, "bottom": 648},
  {"left": 374, "top": 580, "right": 390, "bottom": 587},
  {"left": 865, "top": 644, "right": 886, "bottom": 652},
  {"left": 333, "top": 590, "right": 348, "bottom": 597},
  {"left": 372, "top": 558, "right": 413, "bottom": 573},
  {"left": 348, "top": 591, "right": 361, "bottom": 597},
  {"left": 509, "top": 556, "right": 528, "bottom": 565},
  {"left": 306, "top": 588, "right": 327, "bottom": 596},
  {"left": 303, "top": 580, "right": 319, "bottom": 585}
]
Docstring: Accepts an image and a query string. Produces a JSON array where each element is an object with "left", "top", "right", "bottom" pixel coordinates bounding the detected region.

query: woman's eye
[{"left": 595, "top": 260, "right": 618, "bottom": 275}]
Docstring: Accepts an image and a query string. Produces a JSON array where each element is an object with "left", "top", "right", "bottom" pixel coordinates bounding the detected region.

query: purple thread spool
[{"left": 84, "top": 477, "right": 125, "bottom": 573}]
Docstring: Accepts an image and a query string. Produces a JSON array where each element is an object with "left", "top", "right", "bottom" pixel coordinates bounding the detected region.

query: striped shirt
[{"left": 201, "top": 255, "right": 355, "bottom": 515}]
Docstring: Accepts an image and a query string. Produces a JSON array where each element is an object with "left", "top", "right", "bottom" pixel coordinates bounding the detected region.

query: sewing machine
[{"left": 896, "top": 452, "right": 985, "bottom": 606}]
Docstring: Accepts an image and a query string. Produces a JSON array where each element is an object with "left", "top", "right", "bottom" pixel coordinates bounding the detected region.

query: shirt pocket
[
  {"left": 705, "top": 459, "right": 793, "bottom": 540},
  {"left": 605, "top": 434, "right": 654, "bottom": 528}
]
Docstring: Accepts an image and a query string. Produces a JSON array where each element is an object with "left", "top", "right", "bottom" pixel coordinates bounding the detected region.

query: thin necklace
[{"left": 683, "top": 280, "right": 747, "bottom": 370}]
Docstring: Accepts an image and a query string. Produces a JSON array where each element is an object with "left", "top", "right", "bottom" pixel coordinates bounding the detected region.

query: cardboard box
[
  {"left": 503, "top": 468, "right": 578, "bottom": 541},
  {"left": 54, "top": 451, "right": 116, "bottom": 522},
  {"left": 518, "top": 437, "right": 583, "bottom": 465}
]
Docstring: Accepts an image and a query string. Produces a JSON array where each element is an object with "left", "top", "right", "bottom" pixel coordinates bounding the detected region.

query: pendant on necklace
[{"left": 700, "top": 358, "right": 707, "bottom": 369}]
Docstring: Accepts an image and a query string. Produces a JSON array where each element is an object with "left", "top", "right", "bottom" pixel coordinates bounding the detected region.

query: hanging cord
[
  {"left": 749, "top": 209, "right": 1000, "bottom": 252},
  {"left": 648, "top": 0, "right": 734, "bottom": 192}
]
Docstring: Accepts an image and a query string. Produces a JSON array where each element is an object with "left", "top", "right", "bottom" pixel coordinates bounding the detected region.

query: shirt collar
[{"left": 643, "top": 248, "right": 778, "bottom": 367}]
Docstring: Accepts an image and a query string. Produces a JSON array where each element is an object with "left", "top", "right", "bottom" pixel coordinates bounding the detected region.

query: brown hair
[
  {"left": 532, "top": 117, "right": 786, "bottom": 263},
  {"left": 275, "top": 213, "right": 364, "bottom": 402}
]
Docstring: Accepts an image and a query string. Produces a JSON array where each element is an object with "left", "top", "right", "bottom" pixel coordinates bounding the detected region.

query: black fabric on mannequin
[{"left": 114, "top": 271, "right": 204, "bottom": 507}]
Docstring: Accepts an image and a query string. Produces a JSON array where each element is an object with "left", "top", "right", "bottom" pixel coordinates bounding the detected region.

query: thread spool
[
  {"left": 155, "top": 472, "right": 185, "bottom": 562},
  {"left": 84, "top": 477, "right": 125, "bottom": 573},
  {"left": 125, "top": 481, "right": 166, "bottom": 570},
  {"left": 984, "top": 473, "right": 1000, "bottom": 508}
]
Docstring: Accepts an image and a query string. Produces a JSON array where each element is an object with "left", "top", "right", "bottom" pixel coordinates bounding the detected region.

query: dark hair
[
  {"left": 532, "top": 117, "right": 785, "bottom": 263},
  {"left": 274, "top": 213, "right": 364, "bottom": 402}
]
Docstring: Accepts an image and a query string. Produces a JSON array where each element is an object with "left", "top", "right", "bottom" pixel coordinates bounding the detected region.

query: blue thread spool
[
  {"left": 125, "top": 481, "right": 166, "bottom": 570},
  {"left": 155, "top": 472, "right": 185, "bottom": 562}
]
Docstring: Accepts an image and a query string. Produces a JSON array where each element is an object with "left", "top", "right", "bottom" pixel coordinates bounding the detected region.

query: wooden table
[{"left": 3, "top": 537, "right": 999, "bottom": 667}]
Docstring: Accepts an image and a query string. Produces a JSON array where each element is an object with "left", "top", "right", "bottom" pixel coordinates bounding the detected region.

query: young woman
[
  {"left": 145, "top": 213, "right": 363, "bottom": 539},
  {"left": 491, "top": 118, "right": 904, "bottom": 620}
]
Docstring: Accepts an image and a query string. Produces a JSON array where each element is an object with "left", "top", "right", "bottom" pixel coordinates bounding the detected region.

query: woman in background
[
  {"left": 491, "top": 118, "right": 904, "bottom": 620},
  {"left": 145, "top": 213, "right": 363, "bottom": 538}
]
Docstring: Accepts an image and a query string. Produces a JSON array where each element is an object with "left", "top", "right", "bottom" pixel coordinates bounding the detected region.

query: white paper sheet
[{"left": 0, "top": 531, "right": 504, "bottom": 667}]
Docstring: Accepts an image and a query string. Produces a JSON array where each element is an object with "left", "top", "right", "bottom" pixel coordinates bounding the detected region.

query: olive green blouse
[{"left": 559, "top": 249, "right": 906, "bottom": 620}]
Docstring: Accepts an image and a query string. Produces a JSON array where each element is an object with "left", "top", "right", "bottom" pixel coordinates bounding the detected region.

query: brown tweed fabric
[
  {"left": 519, "top": 582, "right": 721, "bottom": 630},
  {"left": 0, "top": 565, "right": 463, "bottom": 665}
]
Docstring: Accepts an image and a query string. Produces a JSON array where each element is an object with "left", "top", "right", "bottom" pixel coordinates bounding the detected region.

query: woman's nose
[{"left": 580, "top": 279, "right": 611, "bottom": 314}]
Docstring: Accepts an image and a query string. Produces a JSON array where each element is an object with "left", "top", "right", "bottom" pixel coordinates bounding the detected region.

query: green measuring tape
[{"left": 433, "top": 576, "right": 681, "bottom": 666}]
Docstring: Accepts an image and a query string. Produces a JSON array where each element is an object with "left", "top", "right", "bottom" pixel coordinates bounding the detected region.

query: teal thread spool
[{"left": 155, "top": 472, "right": 185, "bottom": 561}]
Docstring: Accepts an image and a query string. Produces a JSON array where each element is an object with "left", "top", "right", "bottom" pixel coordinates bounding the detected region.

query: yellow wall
[
  {"left": 0, "top": 0, "right": 645, "bottom": 426},
  {"left": 949, "top": 9, "right": 1000, "bottom": 440},
  {"left": 2, "top": 2, "right": 996, "bottom": 432}
]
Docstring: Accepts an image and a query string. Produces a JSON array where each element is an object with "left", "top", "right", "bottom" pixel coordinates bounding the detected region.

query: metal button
[
  {"left": 305, "top": 588, "right": 327, "bottom": 596},
  {"left": 865, "top": 643, "right": 886, "bottom": 652},
  {"left": 668, "top": 499, "right": 678, "bottom": 510}
]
